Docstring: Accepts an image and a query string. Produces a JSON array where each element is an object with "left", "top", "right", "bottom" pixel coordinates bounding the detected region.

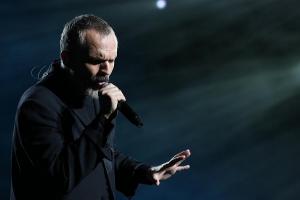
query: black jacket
[{"left": 11, "top": 62, "right": 150, "bottom": 200}]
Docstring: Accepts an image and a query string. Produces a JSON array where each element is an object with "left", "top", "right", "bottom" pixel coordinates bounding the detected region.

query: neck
[{"left": 59, "top": 62, "right": 100, "bottom": 99}]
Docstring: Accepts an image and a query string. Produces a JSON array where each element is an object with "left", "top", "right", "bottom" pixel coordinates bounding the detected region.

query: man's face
[{"left": 68, "top": 29, "right": 118, "bottom": 90}]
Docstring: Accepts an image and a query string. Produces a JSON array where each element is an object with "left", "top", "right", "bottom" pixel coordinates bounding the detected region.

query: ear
[{"left": 60, "top": 50, "right": 70, "bottom": 67}]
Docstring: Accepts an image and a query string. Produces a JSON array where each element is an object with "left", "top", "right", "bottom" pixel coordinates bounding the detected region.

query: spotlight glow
[{"left": 156, "top": 0, "right": 167, "bottom": 9}]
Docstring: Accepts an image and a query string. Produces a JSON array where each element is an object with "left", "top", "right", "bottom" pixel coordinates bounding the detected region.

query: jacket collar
[{"left": 39, "top": 60, "right": 98, "bottom": 127}]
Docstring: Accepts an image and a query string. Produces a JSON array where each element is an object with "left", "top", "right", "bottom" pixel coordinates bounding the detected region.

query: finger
[
  {"left": 116, "top": 94, "right": 126, "bottom": 101},
  {"left": 173, "top": 149, "right": 191, "bottom": 159},
  {"left": 170, "top": 152, "right": 191, "bottom": 166},
  {"left": 99, "top": 95, "right": 126, "bottom": 106},
  {"left": 151, "top": 174, "right": 160, "bottom": 186},
  {"left": 99, "top": 86, "right": 120, "bottom": 94},
  {"left": 98, "top": 83, "right": 121, "bottom": 92},
  {"left": 104, "top": 92, "right": 126, "bottom": 100},
  {"left": 171, "top": 156, "right": 187, "bottom": 167},
  {"left": 100, "top": 90, "right": 122, "bottom": 97},
  {"left": 159, "top": 149, "right": 192, "bottom": 172},
  {"left": 160, "top": 156, "right": 185, "bottom": 171},
  {"left": 176, "top": 165, "right": 190, "bottom": 172},
  {"left": 156, "top": 180, "right": 160, "bottom": 186},
  {"left": 97, "top": 83, "right": 115, "bottom": 90},
  {"left": 100, "top": 90, "right": 125, "bottom": 99}
]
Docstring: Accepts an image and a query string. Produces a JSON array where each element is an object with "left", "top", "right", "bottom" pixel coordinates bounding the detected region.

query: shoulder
[{"left": 17, "top": 83, "right": 64, "bottom": 115}]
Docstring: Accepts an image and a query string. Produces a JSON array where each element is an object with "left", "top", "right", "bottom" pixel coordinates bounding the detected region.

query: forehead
[{"left": 83, "top": 29, "right": 118, "bottom": 59}]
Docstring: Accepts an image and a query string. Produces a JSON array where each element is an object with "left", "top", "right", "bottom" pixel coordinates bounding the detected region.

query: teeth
[{"left": 98, "top": 82, "right": 107, "bottom": 86}]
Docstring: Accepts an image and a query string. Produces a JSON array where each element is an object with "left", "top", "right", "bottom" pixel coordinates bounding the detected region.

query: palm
[{"left": 151, "top": 149, "right": 191, "bottom": 185}]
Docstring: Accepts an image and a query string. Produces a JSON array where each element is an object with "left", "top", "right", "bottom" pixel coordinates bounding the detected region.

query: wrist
[
  {"left": 146, "top": 167, "right": 157, "bottom": 185},
  {"left": 102, "top": 110, "right": 118, "bottom": 121},
  {"left": 102, "top": 113, "right": 110, "bottom": 120},
  {"left": 97, "top": 113, "right": 110, "bottom": 126}
]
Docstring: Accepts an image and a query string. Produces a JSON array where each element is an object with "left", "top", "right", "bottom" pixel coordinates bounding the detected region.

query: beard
[
  {"left": 91, "top": 74, "right": 109, "bottom": 83},
  {"left": 89, "top": 74, "right": 109, "bottom": 89},
  {"left": 85, "top": 74, "right": 110, "bottom": 98}
]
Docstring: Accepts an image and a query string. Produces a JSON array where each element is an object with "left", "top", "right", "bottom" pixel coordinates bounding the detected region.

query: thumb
[{"left": 156, "top": 179, "right": 160, "bottom": 186}]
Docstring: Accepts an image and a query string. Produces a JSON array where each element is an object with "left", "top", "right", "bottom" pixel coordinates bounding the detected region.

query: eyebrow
[
  {"left": 87, "top": 48, "right": 117, "bottom": 61},
  {"left": 88, "top": 55, "right": 116, "bottom": 61}
]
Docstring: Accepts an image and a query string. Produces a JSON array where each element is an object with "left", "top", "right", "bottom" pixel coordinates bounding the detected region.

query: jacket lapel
[
  {"left": 69, "top": 97, "right": 117, "bottom": 200},
  {"left": 103, "top": 158, "right": 116, "bottom": 200},
  {"left": 68, "top": 95, "right": 97, "bottom": 140}
]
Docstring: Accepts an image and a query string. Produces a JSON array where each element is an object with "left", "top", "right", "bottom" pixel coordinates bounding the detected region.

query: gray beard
[
  {"left": 85, "top": 89, "right": 99, "bottom": 99},
  {"left": 85, "top": 75, "right": 110, "bottom": 96},
  {"left": 91, "top": 75, "right": 109, "bottom": 84}
]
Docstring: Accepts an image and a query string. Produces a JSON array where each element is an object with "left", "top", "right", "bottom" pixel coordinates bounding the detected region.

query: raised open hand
[{"left": 150, "top": 149, "right": 191, "bottom": 186}]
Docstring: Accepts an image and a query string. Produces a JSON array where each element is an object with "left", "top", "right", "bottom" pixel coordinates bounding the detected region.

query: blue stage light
[{"left": 156, "top": 0, "right": 167, "bottom": 9}]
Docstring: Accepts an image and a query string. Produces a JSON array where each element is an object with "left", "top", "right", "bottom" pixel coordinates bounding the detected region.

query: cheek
[
  {"left": 109, "top": 63, "right": 115, "bottom": 74},
  {"left": 85, "top": 64, "right": 99, "bottom": 76}
]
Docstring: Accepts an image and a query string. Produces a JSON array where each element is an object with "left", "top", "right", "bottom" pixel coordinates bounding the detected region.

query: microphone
[
  {"left": 95, "top": 77, "right": 143, "bottom": 127},
  {"left": 117, "top": 100, "right": 143, "bottom": 127}
]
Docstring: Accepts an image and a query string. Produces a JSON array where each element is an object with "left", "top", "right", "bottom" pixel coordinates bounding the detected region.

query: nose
[{"left": 99, "top": 61, "right": 110, "bottom": 74}]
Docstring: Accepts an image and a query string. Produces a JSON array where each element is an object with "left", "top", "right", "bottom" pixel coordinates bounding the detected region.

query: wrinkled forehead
[
  {"left": 83, "top": 29, "right": 118, "bottom": 58},
  {"left": 85, "top": 30, "right": 118, "bottom": 51}
]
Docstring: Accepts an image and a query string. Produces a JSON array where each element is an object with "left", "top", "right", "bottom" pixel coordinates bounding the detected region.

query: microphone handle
[{"left": 117, "top": 100, "right": 143, "bottom": 127}]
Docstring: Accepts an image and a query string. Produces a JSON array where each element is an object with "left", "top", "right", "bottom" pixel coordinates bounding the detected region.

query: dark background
[{"left": 2, "top": 0, "right": 300, "bottom": 199}]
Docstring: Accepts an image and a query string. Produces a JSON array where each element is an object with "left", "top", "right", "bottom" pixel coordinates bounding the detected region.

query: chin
[{"left": 85, "top": 88, "right": 99, "bottom": 98}]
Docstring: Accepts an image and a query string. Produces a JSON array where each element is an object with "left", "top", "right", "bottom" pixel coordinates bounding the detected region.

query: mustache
[{"left": 90, "top": 75, "right": 109, "bottom": 83}]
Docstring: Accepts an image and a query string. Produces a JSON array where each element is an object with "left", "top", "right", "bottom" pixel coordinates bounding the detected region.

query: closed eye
[{"left": 87, "top": 57, "right": 115, "bottom": 65}]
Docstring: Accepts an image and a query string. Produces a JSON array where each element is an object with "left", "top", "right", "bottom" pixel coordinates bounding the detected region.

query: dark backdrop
[{"left": 1, "top": 0, "right": 300, "bottom": 199}]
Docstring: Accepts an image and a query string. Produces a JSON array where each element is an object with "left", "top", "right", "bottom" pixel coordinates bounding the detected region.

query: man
[{"left": 11, "top": 14, "right": 191, "bottom": 200}]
